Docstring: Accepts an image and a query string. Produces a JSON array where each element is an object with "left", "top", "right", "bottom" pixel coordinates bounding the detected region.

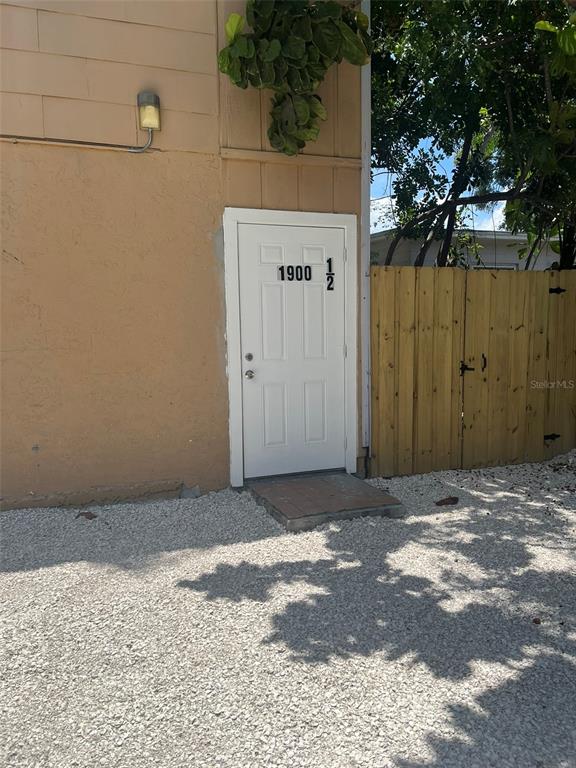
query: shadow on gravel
[
  {"left": 178, "top": 476, "right": 576, "bottom": 767},
  {"left": 0, "top": 491, "right": 282, "bottom": 573}
]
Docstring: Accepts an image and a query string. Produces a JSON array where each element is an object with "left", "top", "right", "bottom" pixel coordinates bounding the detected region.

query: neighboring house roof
[{"left": 370, "top": 227, "right": 528, "bottom": 243}]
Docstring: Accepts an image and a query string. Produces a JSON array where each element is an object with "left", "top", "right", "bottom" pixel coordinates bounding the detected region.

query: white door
[{"left": 238, "top": 223, "right": 347, "bottom": 478}]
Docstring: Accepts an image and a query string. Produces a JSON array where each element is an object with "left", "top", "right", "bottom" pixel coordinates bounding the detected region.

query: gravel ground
[{"left": 1, "top": 453, "right": 575, "bottom": 768}]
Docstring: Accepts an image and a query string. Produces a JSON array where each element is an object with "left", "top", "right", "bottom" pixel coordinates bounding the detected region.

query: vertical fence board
[
  {"left": 432, "top": 269, "right": 456, "bottom": 470},
  {"left": 506, "top": 272, "right": 531, "bottom": 464},
  {"left": 370, "top": 267, "right": 381, "bottom": 475},
  {"left": 414, "top": 269, "right": 435, "bottom": 473},
  {"left": 545, "top": 270, "right": 576, "bottom": 458},
  {"left": 566, "top": 270, "right": 576, "bottom": 449},
  {"left": 563, "top": 272, "right": 576, "bottom": 451},
  {"left": 525, "top": 272, "right": 550, "bottom": 462},
  {"left": 450, "top": 269, "right": 466, "bottom": 469},
  {"left": 545, "top": 270, "right": 562, "bottom": 460},
  {"left": 486, "top": 271, "right": 512, "bottom": 466},
  {"left": 396, "top": 268, "right": 417, "bottom": 475},
  {"left": 375, "top": 267, "right": 398, "bottom": 476},
  {"left": 462, "top": 271, "right": 492, "bottom": 468}
]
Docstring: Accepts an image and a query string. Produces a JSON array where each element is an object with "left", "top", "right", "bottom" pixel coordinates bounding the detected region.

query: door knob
[{"left": 245, "top": 369, "right": 255, "bottom": 379}]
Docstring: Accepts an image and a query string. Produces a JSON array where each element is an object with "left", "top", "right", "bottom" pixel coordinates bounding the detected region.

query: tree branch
[
  {"left": 385, "top": 188, "right": 532, "bottom": 266},
  {"left": 414, "top": 213, "right": 446, "bottom": 267},
  {"left": 524, "top": 225, "right": 543, "bottom": 270}
]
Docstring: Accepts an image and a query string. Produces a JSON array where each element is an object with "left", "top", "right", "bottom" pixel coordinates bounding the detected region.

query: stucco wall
[
  {"left": 1, "top": 143, "right": 229, "bottom": 506},
  {"left": 0, "top": 0, "right": 362, "bottom": 507}
]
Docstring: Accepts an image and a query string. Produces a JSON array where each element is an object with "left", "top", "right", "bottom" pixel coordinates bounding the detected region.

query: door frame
[{"left": 223, "top": 207, "right": 358, "bottom": 487}]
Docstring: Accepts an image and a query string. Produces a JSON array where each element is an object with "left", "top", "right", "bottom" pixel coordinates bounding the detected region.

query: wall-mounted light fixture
[
  {"left": 130, "top": 91, "right": 161, "bottom": 153},
  {"left": 1, "top": 90, "right": 162, "bottom": 154}
]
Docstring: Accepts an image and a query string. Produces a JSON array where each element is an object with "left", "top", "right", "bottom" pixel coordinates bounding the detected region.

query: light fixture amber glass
[{"left": 137, "top": 91, "right": 161, "bottom": 131}]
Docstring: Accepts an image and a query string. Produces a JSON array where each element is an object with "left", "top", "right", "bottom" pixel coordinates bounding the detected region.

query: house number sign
[
  {"left": 277, "top": 258, "right": 335, "bottom": 291},
  {"left": 278, "top": 265, "right": 312, "bottom": 281}
]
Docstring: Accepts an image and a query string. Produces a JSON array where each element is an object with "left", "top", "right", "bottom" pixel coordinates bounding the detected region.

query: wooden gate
[{"left": 370, "top": 267, "right": 576, "bottom": 477}]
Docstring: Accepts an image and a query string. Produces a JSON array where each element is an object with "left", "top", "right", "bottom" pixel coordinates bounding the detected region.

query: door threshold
[{"left": 244, "top": 467, "right": 346, "bottom": 483}]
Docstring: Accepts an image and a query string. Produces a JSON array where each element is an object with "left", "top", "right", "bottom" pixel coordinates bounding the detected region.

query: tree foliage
[
  {"left": 219, "top": 0, "right": 372, "bottom": 156},
  {"left": 371, "top": 0, "right": 576, "bottom": 268}
]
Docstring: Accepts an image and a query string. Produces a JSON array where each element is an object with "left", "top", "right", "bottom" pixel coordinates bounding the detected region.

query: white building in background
[
  {"left": 370, "top": 228, "right": 557, "bottom": 270},
  {"left": 370, "top": 197, "right": 557, "bottom": 270}
]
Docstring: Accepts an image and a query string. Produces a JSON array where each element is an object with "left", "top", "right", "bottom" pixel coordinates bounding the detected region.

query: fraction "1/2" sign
[{"left": 326, "top": 257, "right": 334, "bottom": 291}]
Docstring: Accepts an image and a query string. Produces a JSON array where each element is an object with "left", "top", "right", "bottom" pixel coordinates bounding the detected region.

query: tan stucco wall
[
  {"left": 0, "top": 0, "right": 362, "bottom": 507},
  {"left": 1, "top": 143, "right": 229, "bottom": 506}
]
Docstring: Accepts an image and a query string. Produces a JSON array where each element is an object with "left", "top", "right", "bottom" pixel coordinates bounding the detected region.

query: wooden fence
[{"left": 370, "top": 267, "right": 576, "bottom": 476}]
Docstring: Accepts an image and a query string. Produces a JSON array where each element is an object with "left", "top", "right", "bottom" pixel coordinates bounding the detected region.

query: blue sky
[{"left": 370, "top": 153, "right": 505, "bottom": 234}]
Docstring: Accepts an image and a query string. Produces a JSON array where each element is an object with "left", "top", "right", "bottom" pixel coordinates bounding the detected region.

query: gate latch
[
  {"left": 544, "top": 433, "right": 561, "bottom": 441},
  {"left": 460, "top": 361, "right": 475, "bottom": 375},
  {"left": 549, "top": 286, "right": 566, "bottom": 294}
]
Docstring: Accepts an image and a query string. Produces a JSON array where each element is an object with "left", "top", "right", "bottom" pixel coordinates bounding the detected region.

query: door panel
[{"left": 238, "top": 223, "right": 346, "bottom": 478}]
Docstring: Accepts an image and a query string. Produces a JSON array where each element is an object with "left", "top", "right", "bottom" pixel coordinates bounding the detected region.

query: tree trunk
[
  {"left": 559, "top": 221, "right": 576, "bottom": 270},
  {"left": 436, "top": 128, "right": 474, "bottom": 267}
]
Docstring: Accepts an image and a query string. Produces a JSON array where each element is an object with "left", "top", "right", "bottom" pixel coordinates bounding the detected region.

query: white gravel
[{"left": 1, "top": 453, "right": 575, "bottom": 768}]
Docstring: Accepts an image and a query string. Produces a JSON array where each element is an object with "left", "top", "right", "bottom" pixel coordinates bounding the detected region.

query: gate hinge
[
  {"left": 343, "top": 343, "right": 347, "bottom": 358},
  {"left": 343, "top": 247, "right": 348, "bottom": 263},
  {"left": 544, "top": 433, "right": 561, "bottom": 441},
  {"left": 549, "top": 286, "right": 566, "bottom": 294},
  {"left": 460, "top": 361, "right": 475, "bottom": 376}
]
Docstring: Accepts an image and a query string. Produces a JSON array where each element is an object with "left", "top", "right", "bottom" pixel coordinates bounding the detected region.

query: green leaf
[
  {"left": 313, "top": 19, "right": 341, "bottom": 58},
  {"left": 293, "top": 15, "right": 313, "bottom": 42},
  {"left": 259, "top": 60, "right": 276, "bottom": 87},
  {"left": 254, "top": 0, "right": 274, "bottom": 18},
  {"left": 294, "top": 125, "right": 320, "bottom": 142},
  {"left": 307, "top": 62, "right": 326, "bottom": 82},
  {"left": 314, "top": 1, "right": 342, "bottom": 20},
  {"left": 299, "top": 68, "right": 311, "bottom": 91},
  {"left": 251, "top": 1, "right": 274, "bottom": 34},
  {"left": 246, "top": 0, "right": 255, "bottom": 28},
  {"left": 248, "top": 70, "right": 262, "bottom": 88},
  {"left": 534, "top": 20, "right": 559, "bottom": 34},
  {"left": 244, "top": 39, "right": 256, "bottom": 59},
  {"left": 550, "top": 241, "right": 561, "bottom": 254},
  {"left": 293, "top": 95, "right": 310, "bottom": 125},
  {"left": 279, "top": 96, "right": 297, "bottom": 133},
  {"left": 228, "top": 57, "right": 242, "bottom": 84},
  {"left": 268, "top": 127, "right": 285, "bottom": 151},
  {"left": 274, "top": 55, "right": 289, "bottom": 79},
  {"left": 225, "top": 13, "right": 244, "bottom": 43},
  {"left": 218, "top": 47, "right": 232, "bottom": 75},
  {"left": 309, "top": 95, "right": 327, "bottom": 120},
  {"left": 359, "top": 28, "right": 374, "bottom": 56},
  {"left": 230, "top": 36, "right": 254, "bottom": 59},
  {"left": 283, "top": 135, "right": 300, "bottom": 156},
  {"left": 558, "top": 27, "right": 576, "bottom": 56},
  {"left": 307, "top": 44, "right": 320, "bottom": 63},
  {"left": 291, "top": 52, "right": 308, "bottom": 69},
  {"left": 283, "top": 35, "right": 306, "bottom": 60},
  {"left": 337, "top": 21, "right": 369, "bottom": 65},
  {"left": 356, "top": 11, "right": 369, "bottom": 32},
  {"left": 261, "top": 38, "right": 281, "bottom": 62},
  {"left": 287, "top": 66, "right": 304, "bottom": 92}
]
